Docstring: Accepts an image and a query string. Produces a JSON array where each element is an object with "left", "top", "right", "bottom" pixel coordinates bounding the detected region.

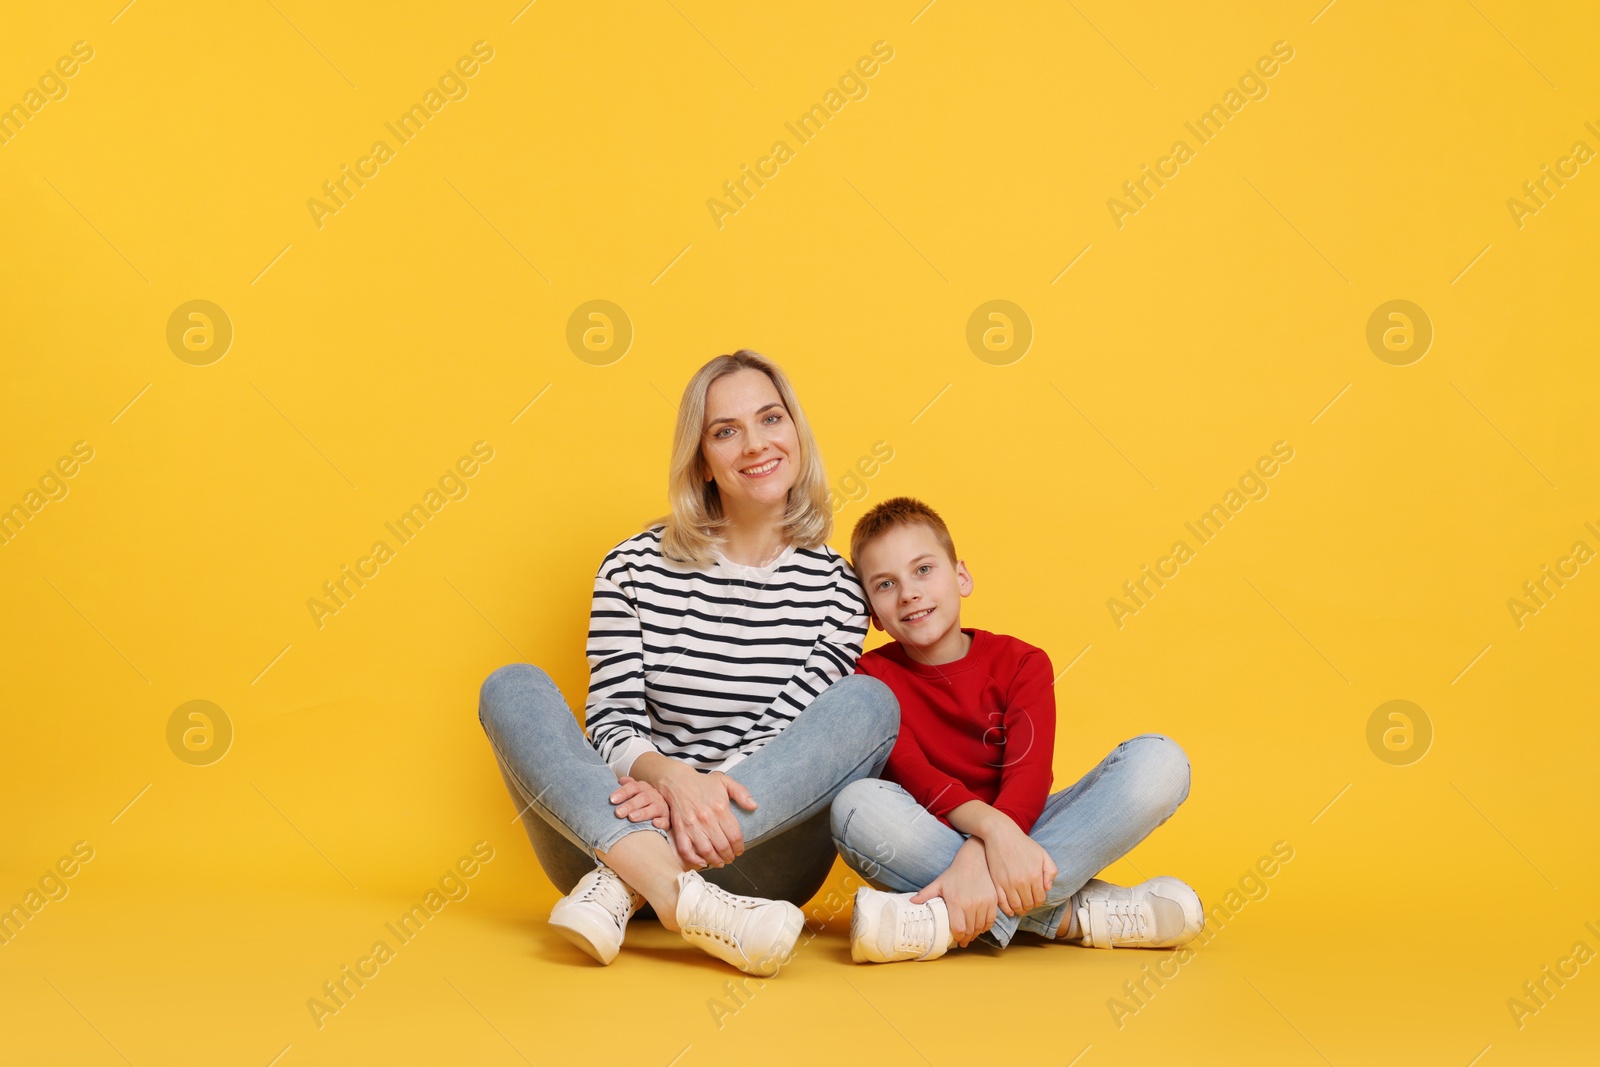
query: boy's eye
[
  {"left": 917, "top": 564, "right": 932, "bottom": 574},
  {"left": 876, "top": 579, "right": 894, "bottom": 591}
]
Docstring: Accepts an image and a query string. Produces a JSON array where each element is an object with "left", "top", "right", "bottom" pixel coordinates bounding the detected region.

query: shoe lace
[
  {"left": 685, "top": 880, "right": 758, "bottom": 950},
  {"left": 897, "top": 905, "right": 936, "bottom": 952},
  {"left": 577, "top": 866, "right": 635, "bottom": 926},
  {"left": 1098, "top": 900, "right": 1150, "bottom": 941}
]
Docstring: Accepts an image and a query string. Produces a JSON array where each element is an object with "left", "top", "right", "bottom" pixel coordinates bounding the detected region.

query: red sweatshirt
[{"left": 856, "top": 628, "right": 1056, "bottom": 833}]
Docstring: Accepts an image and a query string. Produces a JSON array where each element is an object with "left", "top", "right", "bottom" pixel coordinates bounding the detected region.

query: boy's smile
[{"left": 857, "top": 522, "right": 974, "bottom": 666}]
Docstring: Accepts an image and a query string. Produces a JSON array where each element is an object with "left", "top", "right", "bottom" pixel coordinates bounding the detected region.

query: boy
[{"left": 831, "top": 497, "right": 1204, "bottom": 963}]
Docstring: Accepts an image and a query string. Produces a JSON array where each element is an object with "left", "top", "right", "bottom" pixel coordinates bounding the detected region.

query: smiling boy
[{"left": 831, "top": 497, "right": 1205, "bottom": 963}]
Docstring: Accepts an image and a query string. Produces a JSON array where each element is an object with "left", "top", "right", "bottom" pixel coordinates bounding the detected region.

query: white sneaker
[
  {"left": 674, "top": 870, "right": 804, "bottom": 977},
  {"left": 549, "top": 863, "right": 643, "bottom": 965},
  {"left": 1067, "top": 876, "right": 1205, "bottom": 949},
  {"left": 849, "top": 887, "right": 953, "bottom": 964}
]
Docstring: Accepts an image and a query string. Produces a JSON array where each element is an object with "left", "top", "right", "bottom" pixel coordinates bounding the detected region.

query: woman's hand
[
  {"left": 979, "top": 819, "right": 1057, "bottom": 917},
  {"left": 646, "top": 762, "right": 758, "bottom": 868},
  {"left": 609, "top": 775, "right": 669, "bottom": 829},
  {"left": 912, "top": 838, "right": 997, "bottom": 947}
]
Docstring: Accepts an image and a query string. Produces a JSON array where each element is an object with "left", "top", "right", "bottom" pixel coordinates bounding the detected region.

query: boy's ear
[
  {"left": 868, "top": 609, "right": 885, "bottom": 632},
  {"left": 956, "top": 559, "right": 974, "bottom": 597}
]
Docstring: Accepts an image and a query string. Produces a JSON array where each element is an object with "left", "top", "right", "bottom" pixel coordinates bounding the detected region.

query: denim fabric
[
  {"left": 480, "top": 663, "right": 899, "bottom": 905},
  {"left": 830, "top": 733, "right": 1192, "bottom": 947}
]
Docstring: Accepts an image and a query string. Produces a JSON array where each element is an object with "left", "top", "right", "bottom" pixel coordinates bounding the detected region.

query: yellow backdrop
[{"left": 3, "top": 1, "right": 1597, "bottom": 1064}]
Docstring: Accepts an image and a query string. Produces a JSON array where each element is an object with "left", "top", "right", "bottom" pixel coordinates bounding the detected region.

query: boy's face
[{"left": 856, "top": 522, "right": 973, "bottom": 654}]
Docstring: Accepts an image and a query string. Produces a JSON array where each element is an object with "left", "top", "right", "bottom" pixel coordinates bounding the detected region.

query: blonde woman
[{"left": 478, "top": 350, "right": 899, "bottom": 976}]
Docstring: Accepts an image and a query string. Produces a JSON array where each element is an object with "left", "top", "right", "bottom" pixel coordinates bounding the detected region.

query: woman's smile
[{"left": 702, "top": 368, "right": 800, "bottom": 511}]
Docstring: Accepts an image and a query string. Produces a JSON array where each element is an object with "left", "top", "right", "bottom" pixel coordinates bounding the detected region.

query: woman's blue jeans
[
  {"left": 830, "top": 733, "right": 1192, "bottom": 947},
  {"left": 478, "top": 663, "right": 899, "bottom": 905}
]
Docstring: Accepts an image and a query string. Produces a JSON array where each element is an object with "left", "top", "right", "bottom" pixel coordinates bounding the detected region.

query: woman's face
[{"left": 701, "top": 368, "right": 799, "bottom": 514}]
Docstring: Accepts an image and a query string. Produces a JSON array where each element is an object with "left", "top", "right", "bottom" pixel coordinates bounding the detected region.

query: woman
[{"left": 478, "top": 350, "right": 899, "bottom": 977}]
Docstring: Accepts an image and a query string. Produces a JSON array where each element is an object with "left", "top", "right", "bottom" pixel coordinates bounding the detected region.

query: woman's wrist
[{"left": 629, "top": 751, "right": 691, "bottom": 789}]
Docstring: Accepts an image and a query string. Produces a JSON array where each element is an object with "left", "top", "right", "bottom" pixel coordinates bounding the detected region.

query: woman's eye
[{"left": 764, "top": 412, "right": 784, "bottom": 425}]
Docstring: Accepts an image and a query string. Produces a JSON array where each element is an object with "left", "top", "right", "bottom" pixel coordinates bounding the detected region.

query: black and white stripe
[{"left": 584, "top": 525, "right": 869, "bottom": 775}]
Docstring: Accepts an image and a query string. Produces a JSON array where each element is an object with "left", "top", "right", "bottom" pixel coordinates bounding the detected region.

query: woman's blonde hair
[{"left": 648, "top": 350, "right": 832, "bottom": 566}]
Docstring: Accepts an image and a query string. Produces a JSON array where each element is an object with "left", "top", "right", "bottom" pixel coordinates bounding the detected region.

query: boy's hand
[
  {"left": 980, "top": 818, "right": 1057, "bottom": 917},
  {"left": 912, "top": 838, "right": 996, "bottom": 947},
  {"left": 609, "top": 775, "right": 670, "bottom": 829}
]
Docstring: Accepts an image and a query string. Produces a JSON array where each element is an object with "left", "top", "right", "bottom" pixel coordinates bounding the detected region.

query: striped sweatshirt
[{"left": 584, "top": 525, "right": 870, "bottom": 777}]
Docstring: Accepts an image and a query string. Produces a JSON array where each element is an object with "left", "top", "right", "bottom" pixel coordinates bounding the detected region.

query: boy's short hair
[{"left": 849, "top": 497, "right": 958, "bottom": 574}]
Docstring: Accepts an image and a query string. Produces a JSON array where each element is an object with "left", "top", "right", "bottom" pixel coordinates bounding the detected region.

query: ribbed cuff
[{"left": 606, "top": 735, "right": 660, "bottom": 779}]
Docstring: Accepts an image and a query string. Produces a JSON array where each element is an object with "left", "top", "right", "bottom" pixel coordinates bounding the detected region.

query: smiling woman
[{"left": 477, "top": 349, "right": 900, "bottom": 978}]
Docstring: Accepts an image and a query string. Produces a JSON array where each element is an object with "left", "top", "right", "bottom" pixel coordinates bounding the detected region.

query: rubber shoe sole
[
  {"left": 549, "top": 909, "right": 620, "bottom": 965},
  {"left": 745, "top": 902, "right": 805, "bottom": 977},
  {"left": 849, "top": 888, "right": 870, "bottom": 964},
  {"left": 685, "top": 901, "right": 804, "bottom": 977}
]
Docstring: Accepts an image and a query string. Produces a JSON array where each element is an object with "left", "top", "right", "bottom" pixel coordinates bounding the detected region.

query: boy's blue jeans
[
  {"left": 479, "top": 663, "right": 900, "bottom": 905},
  {"left": 830, "top": 733, "right": 1192, "bottom": 947}
]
